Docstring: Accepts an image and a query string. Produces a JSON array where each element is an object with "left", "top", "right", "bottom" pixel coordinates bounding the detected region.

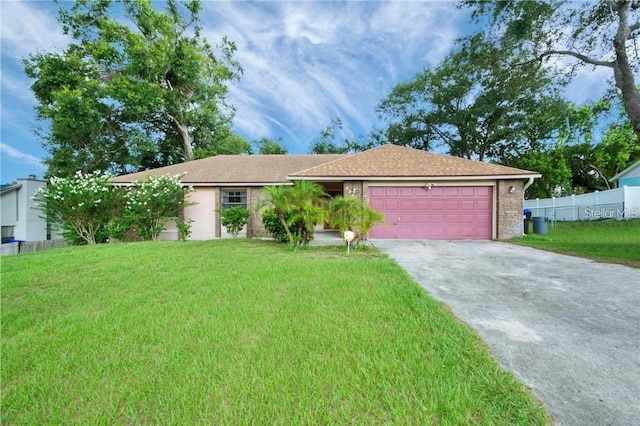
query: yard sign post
[{"left": 344, "top": 230, "right": 355, "bottom": 255}]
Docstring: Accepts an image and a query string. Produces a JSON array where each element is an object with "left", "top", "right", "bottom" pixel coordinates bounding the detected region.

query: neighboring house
[
  {"left": 610, "top": 160, "right": 640, "bottom": 187},
  {"left": 113, "top": 144, "right": 541, "bottom": 240},
  {"left": 0, "top": 175, "right": 50, "bottom": 243}
]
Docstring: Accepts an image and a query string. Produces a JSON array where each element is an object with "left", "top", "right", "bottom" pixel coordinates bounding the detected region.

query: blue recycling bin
[{"left": 532, "top": 217, "right": 547, "bottom": 234}]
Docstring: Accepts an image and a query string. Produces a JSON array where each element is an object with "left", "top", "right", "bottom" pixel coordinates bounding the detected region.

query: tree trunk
[
  {"left": 277, "top": 212, "right": 294, "bottom": 246},
  {"left": 614, "top": 1, "right": 640, "bottom": 141},
  {"left": 174, "top": 118, "right": 195, "bottom": 161}
]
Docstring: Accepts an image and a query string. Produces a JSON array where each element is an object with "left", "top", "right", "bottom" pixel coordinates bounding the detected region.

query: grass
[
  {"left": 513, "top": 219, "right": 640, "bottom": 267},
  {"left": 1, "top": 240, "right": 549, "bottom": 425}
]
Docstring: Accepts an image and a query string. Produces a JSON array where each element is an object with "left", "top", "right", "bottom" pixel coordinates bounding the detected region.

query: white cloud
[
  {"left": 0, "top": 1, "right": 69, "bottom": 60},
  {"left": 197, "top": 1, "right": 470, "bottom": 151},
  {"left": 0, "top": 67, "right": 35, "bottom": 105},
  {"left": 1, "top": 0, "right": 619, "bottom": 177},
  {"left": 0, "top": 143, "right": 44, "bottom": 168},
  {"left": 566, "top": 67, "right": 613, "bottom": 105}
]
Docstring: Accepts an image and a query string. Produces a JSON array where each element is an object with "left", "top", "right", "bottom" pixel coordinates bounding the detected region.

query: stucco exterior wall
[
  {"left": 185, "top": 187, "right": 217, "bottom": 241},
  {"left": 20, "top": 179, "right": 47, "bottom": 241},
  {"left": 1, "top": 178, "right": 49, "bottom": 242},
  {"left": 157, "top": 219, "right": 179, "bottom": 241},
  {"left": 496, "top": 179, "right": 525, "bottom": 240},
  {"left": 1, "top": 188, "right": 18, "bottom": 224}
]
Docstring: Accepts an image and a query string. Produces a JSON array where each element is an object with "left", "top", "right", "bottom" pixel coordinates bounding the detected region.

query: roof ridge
[
  {"left": 381, "top": 144, "right": 539, "bottom": 174},
  {"left": 289, "top": 143, "right": 539, "bottom": 177},
  {"left": 289, "top": 152, "right": 355, "bottom": 176}
]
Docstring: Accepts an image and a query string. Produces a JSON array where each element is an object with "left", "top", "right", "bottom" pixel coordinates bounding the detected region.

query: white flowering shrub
[
  {"left": 33, "top": 171, "right": 124, "bottom": 244},
  {"left": 33, "top": 171, "right": 196, "bottom": 244},
  {"left": 125, "top": 174, "right": 195, "bottom": 241}
]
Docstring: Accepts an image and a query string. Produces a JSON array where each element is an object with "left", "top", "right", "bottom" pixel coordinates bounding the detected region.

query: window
[
  {"left": 221, "top": 190, "right": 247, "bottom": 209},
  {"left": 1, "top": 226, "right": 15, "bottom": 244}
]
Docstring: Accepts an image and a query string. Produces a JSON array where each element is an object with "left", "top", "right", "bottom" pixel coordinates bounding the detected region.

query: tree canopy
[
  {"left": 377, "top": 34, "right": 568, "bottom": 161},
  {"left": 309, "top": 118, "right": 371, "bottom": 154},
  {"left": 254, "top": 137, "right": 288, "bottom": 155},
  {"left": 462, "top": 0, "right": 640, "bottom": 141},
  {"left": 24, "top": 0, "right": 241, "bottom": 177}
]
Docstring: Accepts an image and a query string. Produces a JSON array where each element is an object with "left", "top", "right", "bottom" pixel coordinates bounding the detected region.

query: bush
[
  {"left": 262, "top": 207, "right": 309, "bottom": 243},
  {"left": 176, "top": 218, "right": 193, "bottom": 242},
  {"left": 220, "top": 206, "right": 250, "bottom": 237},
  {"left": 259, "top": 182, "right": 326, "bottom": 247},
  {"left": 33, "top": 171, "right": 124, "bottom": 245},
  {"left": 328, "top": 195, "right": 384, "bottom": 245},
  {"left": 124, "top": 174, "right": 195, "bottom": 241}
]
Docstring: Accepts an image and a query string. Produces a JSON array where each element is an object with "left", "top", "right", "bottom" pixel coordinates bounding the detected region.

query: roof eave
[
  {"left": 610, "top": 160, "right": 640, "bottom": 182},
  {"left": 0, "top": 184, "right": 22, "bottom": 195},
  {"left": 288, "top": 174, "right": 542, "bottom": 181},
  {"left": 112, "top": 181, "right": 295, "bottom": 187}
]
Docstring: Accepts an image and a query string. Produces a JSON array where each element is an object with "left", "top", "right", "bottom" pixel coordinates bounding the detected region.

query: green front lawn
[
  {"left": 2, "top": 240, "right": 548, "bottom": 424},
  {"left": 513, "top": 219, "right": 640, "bottom": 267}
]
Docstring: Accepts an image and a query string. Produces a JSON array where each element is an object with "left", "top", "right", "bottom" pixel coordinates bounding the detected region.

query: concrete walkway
[{"left": 373, "top": 240, "right": 640, "bottom": 426}]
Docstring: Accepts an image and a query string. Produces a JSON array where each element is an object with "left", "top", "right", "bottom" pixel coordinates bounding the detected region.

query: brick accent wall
[
  {"left": 247, "top": 187, "right": 269, "bottom": 238},
  {"left": 343, "top": 181, "right": 364, "bottom": 199},
  {"left": 496, "top": 180, "right": 525, "bottom": 240}
]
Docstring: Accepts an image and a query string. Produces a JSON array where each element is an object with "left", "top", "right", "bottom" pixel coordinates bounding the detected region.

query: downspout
[
  {"left": 523, "top": 177, "right": 534, "bottom": 192},
  {"left": 523, "top": 177, "right": 534, "bottom": 217}
]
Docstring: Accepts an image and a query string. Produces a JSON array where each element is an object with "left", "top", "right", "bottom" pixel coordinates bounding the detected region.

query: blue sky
[{"left": 0, "top": 1, "right": 611, "bottom": 184}]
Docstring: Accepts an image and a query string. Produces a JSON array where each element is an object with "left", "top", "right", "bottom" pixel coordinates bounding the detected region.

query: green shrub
[
  {"left": 259, "top": 182, "right": 326, "bottom": 247},
  {"left": 328, "top": 195, "right": 384, "bottom": 244},
  {"left": 105, "top": 217, "right": 132, "bottom": 242},
  {"left": 220, "top": 206, "right": 250, "bottom": 237},
  {"left": 262, "top": 207, "right": 309, "bottom": 243},
  {"left": 176, "top": 218, "right": 193, "bottom": 241}
]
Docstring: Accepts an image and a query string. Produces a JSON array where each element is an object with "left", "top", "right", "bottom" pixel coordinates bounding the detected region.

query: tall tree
[
  {"left": 377, "top": 34, "right": 567, "bottom": 161},
  {"left": 194, "top": 132, "right": 252, "bottom": 158},
  {"left": 502, "top": 143, "right": 573, "bottom": 198},
  {"left": 254, "top": 137, "right": 288, "bottom": 155},
  {"left": 24, "top": 0, "right": 241, "bottom": 177},
  {"left": 309, "top": 118, "right": 371, "bottom": 154},
  {"left": 463, "top": 0, "right": 640, "bottom": 141},
  {"left": 563, "top": 108, "right": 640, "bottom": 192}
]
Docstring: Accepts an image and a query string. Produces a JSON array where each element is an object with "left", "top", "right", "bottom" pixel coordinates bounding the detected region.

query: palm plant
[
  {"left": 260, "top": 185, "right": 295, "bottom": 244},
  {"left": 259, "top": 181, "right": 327, "bottom": 247},
  {"left": 328, "top": 195, "right": 384, "bottom": 244},
  {"left": 287, "top": 181, "right": 328, "bottom": 245}
]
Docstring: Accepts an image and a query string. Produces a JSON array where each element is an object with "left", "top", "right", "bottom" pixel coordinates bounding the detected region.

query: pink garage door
[{"left": 368, "top": 186, "right": 493, "bottom": 240}]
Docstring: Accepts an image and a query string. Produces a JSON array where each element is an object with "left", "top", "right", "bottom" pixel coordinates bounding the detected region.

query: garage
[
  {"left": 288, "top": 144, "right": 540, "bottom": 240},
  {"left": 368, "top": 186, "right": 493, "bottom": 240}
]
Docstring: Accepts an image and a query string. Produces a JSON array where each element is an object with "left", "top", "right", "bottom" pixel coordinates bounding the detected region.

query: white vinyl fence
[{"left": 524, "top": 186, "right": 640, "bottom": 221}]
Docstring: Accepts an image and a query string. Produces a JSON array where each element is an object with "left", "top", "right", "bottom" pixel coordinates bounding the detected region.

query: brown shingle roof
[
  {"left": 112, "top": 154, "right": 347, "bottom": 184},
  {"left": 112, "top": 145, "right": 540, "bottom": 185},
  {"left": 289, "top": 144, "right": 539, "bottom": 179}
]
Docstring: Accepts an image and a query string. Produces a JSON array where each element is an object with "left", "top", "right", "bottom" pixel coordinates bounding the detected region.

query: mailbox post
[{"left": 344, "top": 230, "right": 355, "bottom": 255}]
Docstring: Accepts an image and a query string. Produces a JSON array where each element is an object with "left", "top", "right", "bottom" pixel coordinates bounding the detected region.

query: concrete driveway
[{"left": 373, "top": 240, "right": 640, "bottom": 426}]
